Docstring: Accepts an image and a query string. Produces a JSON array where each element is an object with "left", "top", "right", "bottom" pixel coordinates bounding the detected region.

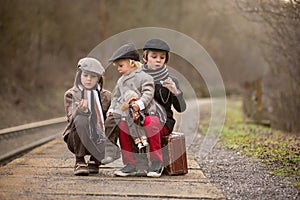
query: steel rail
[{"left": 0, "top": 117, "right": 66, "bottom": 164}]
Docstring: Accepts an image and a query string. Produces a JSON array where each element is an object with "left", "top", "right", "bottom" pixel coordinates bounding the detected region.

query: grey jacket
[{"left": 109, "top": 67, "right": 156, "bottom": 115}]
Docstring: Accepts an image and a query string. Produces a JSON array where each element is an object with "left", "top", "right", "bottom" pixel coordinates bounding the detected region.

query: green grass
[{"left": 201, "top": 98, "right": 300, "bottom": 190}]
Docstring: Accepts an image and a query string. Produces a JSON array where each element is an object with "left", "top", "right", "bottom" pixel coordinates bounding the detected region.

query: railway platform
[{"left": 0, "top": 136, "right": 225, "bottom": 199}]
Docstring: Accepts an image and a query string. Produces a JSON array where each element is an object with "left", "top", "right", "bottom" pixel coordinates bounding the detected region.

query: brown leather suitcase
[{"left": 161, "top": 132, "right": 188, "bottom": 175}]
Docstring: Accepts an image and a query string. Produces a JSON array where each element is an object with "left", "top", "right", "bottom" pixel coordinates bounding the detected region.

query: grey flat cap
[
  {"left": 109, "top": 43, "right": 140, "bottom": 62},
  {"left": 77, "top": 57, "right": 105, "bottom": 76},
  {"left": 143, "top": 39, "right": 170, "bottom": 52}
]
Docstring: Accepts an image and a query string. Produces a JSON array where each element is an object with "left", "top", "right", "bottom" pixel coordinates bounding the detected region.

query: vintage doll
[{"left": 120, "top": 90, "right": 149, "bottom": 150}]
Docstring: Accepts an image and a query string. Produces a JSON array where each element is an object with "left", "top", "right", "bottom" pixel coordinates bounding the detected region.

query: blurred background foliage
[{"left": 0, "top": 0, "right": 299, "bottom": 132}]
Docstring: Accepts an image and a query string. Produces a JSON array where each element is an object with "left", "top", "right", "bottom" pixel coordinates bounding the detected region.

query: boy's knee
[
  {"left": 74, "top": 115, "right": 89, "bottom": 127},
  {"left": 143, "top": 115, "right": 160, "bottom": 126}
]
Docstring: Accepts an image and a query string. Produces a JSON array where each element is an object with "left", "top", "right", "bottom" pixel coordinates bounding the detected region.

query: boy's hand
[
  {"left": 75, "top": 99, "right": 88, "bottom": 112},
  {"left": 131, "top": 103, "right": 140, "bottom": 111},
  {"left": 162, "top": 77, "right": 179, "bottom": 95},
  {"left": 106, "top": 112, "right": 113, "bottom": 117}
]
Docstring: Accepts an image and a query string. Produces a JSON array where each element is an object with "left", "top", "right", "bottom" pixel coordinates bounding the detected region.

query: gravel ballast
[{"left": 195, "top": 140, "right": 299, "bottom": 200}]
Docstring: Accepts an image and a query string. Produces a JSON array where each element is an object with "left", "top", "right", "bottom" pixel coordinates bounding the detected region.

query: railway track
[{"left": 0, "top": 117, "right": 66, "bottom": 165}]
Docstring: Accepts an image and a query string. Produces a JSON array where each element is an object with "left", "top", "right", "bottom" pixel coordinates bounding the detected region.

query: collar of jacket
[{"left": 121, "top": 67, "right": 142, "bottom": 81}]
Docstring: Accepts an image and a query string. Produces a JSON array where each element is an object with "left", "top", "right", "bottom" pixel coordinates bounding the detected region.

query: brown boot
[
  {"left": 87, "top": 161, "right": 100, "bottom": 174},
  {"left": 88, "top": 156, "right": 101, "bottom": 174},
  {"left": 74, "top": 162, "right": 89, "bottom": 176}
]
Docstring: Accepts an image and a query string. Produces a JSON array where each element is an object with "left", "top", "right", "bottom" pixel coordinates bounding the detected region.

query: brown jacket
[{"left": 62, "top": 86, "right": 111, "bottom": 142}]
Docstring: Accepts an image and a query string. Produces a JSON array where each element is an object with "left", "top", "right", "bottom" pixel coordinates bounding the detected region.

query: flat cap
[
  {"left": 77, "top": 57, "right": 105, "bottom": 76},
  {"left": 143, "top": 39, "right": 170, "bottom": 52},
  {"left": 109, "top": 43, "right": 140, "bottom": 62}
]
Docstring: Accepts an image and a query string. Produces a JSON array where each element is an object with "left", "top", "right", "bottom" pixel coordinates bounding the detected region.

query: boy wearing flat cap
[
  {"left": 102, "top": 43, "right": 160, "bottom": 177},
  {"left": 63, "top": 57, "right": 111, "bottom": 176}
]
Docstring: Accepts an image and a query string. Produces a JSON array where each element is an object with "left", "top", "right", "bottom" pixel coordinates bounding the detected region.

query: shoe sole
[
  {"left": 146, "top": 172, "right": 162, "bottom": 178},
  {"left": 147, "top": 167, "right": 164, "bottom": 178},
  {"left": 88, "top": 169, "right": 99, "bottom": 174},
  {"left": 114, "top": 171, "right": 137, "bottom": 177},
  {"left": 74, "top": 170, "right": 89, "bottom": 176}
]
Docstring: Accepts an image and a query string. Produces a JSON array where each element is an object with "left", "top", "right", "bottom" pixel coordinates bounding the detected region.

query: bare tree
[{"left": 236, "top": 0, "right": 300, "bottom": 132}]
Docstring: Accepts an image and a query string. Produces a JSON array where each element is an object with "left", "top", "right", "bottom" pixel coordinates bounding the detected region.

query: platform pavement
[{"left": 0, "top": 136, "right": 225, "bottom": 200}]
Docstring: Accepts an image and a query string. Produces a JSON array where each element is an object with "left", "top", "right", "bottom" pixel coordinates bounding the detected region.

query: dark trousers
[{"left": 66, "top": 115, "right": 104, "bottom": 164}]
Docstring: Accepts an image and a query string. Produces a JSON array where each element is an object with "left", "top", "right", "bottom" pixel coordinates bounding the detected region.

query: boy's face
[
  {"left": 144, "top": 50, "right": 167, "bottom": 70},
  {"left": 80, "top": 71, "right": 99, "bottom": 89},
  {"left": 114, "top": 59, "right": 135, "bottom": 75}
]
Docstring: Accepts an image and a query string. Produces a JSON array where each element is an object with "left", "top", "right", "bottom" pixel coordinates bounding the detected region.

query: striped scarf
[
  {"left": 143, "top": 64, "right": 169, "bottom": 84},
  {"left": 87, "top": 90, "right": 105, "bottom": 144},
  {"left": 80, "top": 84, "right": 105, "bottom": 144},
  {"left": 143, "top": 64, "right": 168, "bottom": 123}
]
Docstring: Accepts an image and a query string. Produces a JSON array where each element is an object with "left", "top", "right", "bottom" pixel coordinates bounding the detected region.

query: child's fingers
[
  {"left": 82, "top": 99, "right": 88, "bottom": 107},
  {"left": 132, "top": 103, "right": 140, "bottom": 111},
  {"left": 106, "top": 112, "right": 112, "bottom": 117}
]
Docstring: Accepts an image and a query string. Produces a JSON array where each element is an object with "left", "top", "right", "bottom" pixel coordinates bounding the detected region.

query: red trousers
[{"left": 119, "top": 115, "right": 170, "bottom": 165}]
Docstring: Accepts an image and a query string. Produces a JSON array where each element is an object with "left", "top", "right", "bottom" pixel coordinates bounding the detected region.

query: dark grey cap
[
  {"left": 108, "top": 43, "right": 140, "bottom": 62},
  {"left": 143, "top": 39, "right": 170, "bottom": 52}
]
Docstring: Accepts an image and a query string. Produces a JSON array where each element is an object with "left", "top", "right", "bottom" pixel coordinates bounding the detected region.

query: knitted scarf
[
  {"left": 143, "top": 64, "right": 169, "bottom": 84},
  {"left": 79, "top": 84, "right": 105, "bottom": 144},
  {"left": 87, "top": 89, "right": 105, "bottom": 144},
  {"left": 143, "top": 64, "right": 168, "bottom": 123}
]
